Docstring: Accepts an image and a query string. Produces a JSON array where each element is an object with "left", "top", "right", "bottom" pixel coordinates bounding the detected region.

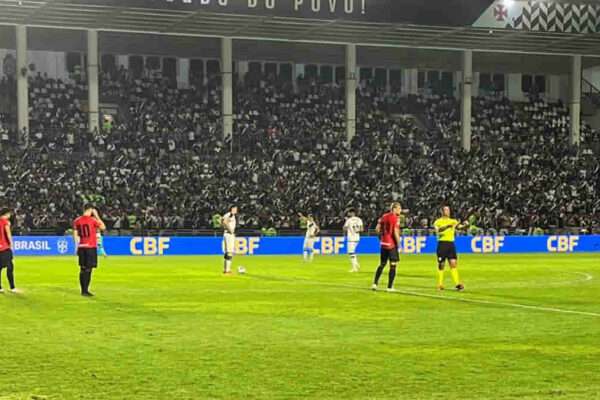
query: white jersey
[
  {"left": 223, "top": 212, "right": 236, "bottom": 235},
  {"left": 305, "top": 220, "right": 318, "bottom": 238},
  {"left": 344, "top": 216, "right": 364, "bottom": 242}
]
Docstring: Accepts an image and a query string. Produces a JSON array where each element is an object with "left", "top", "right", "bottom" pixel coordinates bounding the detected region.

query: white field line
[{"left": 248, "top": 272, "right": 600, "bottom": 318}]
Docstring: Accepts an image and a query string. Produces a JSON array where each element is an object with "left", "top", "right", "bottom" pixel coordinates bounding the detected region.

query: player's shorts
[
  {"left": 347, "top": 240, "right": 359, "bottom": 255},
  {"left": 437, "top": 241, "right": 458, "bottom": 263},
  {"left": 303, "top": 237, "right": 315, "bottom": 250},
  {"left": 223, "top": 233, "right": 235, "bottom": 255},
  {"left": 380, "top": 247, "right": 400, "bottom": 265},
  {"left": 0, "top": 249, "right": 13, "bottom": 268},
  {"left": 78, "top": 248, "right": 98, "bottom": 269}
]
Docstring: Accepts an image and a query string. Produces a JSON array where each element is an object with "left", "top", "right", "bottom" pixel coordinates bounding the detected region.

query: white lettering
[
  {"left": 294, "top": 0, "right": 303, "bottom": 11},
  {"left": 328, "top": 0, "right": 336, "bottom": 12},
  {"left": 311, "top": 0, "right": 321, "bottom": 12},
  {"left": 266, "top": 0, "right": 275, "bottom": 9},
  {"left": 344, "top": 0, "right": 353, "bottom": 13},
  {"left": 248, "top": 0, "right": 257, "bottom": 7}
]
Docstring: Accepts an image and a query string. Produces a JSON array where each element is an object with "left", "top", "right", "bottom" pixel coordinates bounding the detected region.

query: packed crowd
[{"left": 0, "top": 68, "right": 599, "bottom": 233}]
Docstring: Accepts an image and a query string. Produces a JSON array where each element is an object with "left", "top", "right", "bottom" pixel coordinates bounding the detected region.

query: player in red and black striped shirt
[
  {"left": 372, "top": 202, "right": 402, "bottom": 292},
  {"left": 0, "top": 208, "right": 16, "bottom": 293},
  {"left": 73, "top": 204, "right": 106, "bottom": 297}
]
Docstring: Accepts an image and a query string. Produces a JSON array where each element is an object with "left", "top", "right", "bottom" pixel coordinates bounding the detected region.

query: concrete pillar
[
  {"left": 454, "top": 71, "right": 462, "bottom": 99},
  {"left": 345, "top": 44, "right": 357, "bottom": 142},
  {"left": 16, "top": 25, "right": 29, "bottom": 138},
  {"left": 385, "top": 68, "right": 391, "bottom": 94},
  {"left": 87, "top": 30, "right": 100, "bottom": 133},
  {"left": 402, "top": 68, "right": 419, "bottom": 96},
  {"left": 507, "top": 73, "right": 524, "bottom": 102},
  {"left": 461, "top": 50, "right": 473, "bottom": 152},
  {"left": 221, "top": 37, "right": 233, "bottom": 141},
  {"left": 177, "top": 58, "right": 189, "bottom": 89},
  {"left": 570, "top": 55, "right": 582, "bottom": 146}
]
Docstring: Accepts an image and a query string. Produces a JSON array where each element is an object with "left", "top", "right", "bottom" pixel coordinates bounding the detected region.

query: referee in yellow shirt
[{"left": 433, "top": 206, "right": 468, "bottom": 291}]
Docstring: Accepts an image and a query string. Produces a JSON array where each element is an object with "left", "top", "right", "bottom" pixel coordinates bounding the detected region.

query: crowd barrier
[{"left": 10, "top": 235, "right": 600, "bottom": 256}]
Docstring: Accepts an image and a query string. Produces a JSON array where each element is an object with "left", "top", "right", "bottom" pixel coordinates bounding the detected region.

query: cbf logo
[
  {"left": 57, "top": 239, "right": 70, "bottom": 255},
  {"left": 547, "top": 236, "right": 579, "bottom": 253},
  {"left": 471, "top": 236, "right": 505, "bottom": 253}
]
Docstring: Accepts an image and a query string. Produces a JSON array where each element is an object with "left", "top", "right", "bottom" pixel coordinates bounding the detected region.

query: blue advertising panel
[{"left": 10, "top": 235, "right": 600, "bottom": 256}]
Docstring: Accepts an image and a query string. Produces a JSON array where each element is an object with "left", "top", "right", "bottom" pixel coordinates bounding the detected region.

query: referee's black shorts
[
  {"left": 78, "top": 248, "right": 98, "bottom": 269},
  {"left": 0, "top": 249, "right": 13, "bottom": 268},
  {"left": 380, "top": 247, "right": 400, "bottom": 265},
  {"left": 437, "top": 241, "right": 458, "bottom": 263}
]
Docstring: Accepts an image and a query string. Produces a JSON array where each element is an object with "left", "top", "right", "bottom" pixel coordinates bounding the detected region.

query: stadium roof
[{"left": 2, "top": 0, "right": 600, "bottom": 57}]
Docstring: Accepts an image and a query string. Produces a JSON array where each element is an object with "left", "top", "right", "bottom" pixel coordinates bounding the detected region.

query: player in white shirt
[
  {"left": 343, "top": 209, "right": 364, "bottom": 272},
  {"left": 222, "top": 206, "right": 238, "bottom": 274},
  {"left": 300, "top": 213, "right": 319, "bottom": 262}
]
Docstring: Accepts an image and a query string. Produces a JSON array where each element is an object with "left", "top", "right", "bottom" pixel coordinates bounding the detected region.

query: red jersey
[
  {"left": 379, "top": 212, "right": 399, "bottom": 250},
  {"left": 73, "top": 216, "right": 101, "bottom": 248},
  {"left": 0, "top": 218, "right": 11, "bottom": 252}
]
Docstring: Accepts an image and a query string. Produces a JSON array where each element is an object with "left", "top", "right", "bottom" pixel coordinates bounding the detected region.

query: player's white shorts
[
  {"left": 223, "top": 233, "right": 236, "bottom": 255},
  {"left": 347, "top": 240, "right": 360, "bottom": 255},
  {"left": 303, "top": 237, "right": 315, "bottom": 250}
]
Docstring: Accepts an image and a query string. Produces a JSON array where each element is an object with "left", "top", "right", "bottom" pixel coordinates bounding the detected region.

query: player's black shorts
[
  {"left": 437, "top": 241, "right": 458, "bottom": 262},
  {"left": 380, "top": 247, "right": 400, "bottom": 265},
  {"left": 78, "top": 248, "right": 98, "bottom": 269},
  {"left": 0, "top": 250, "right": 13, "bottom": 268}
]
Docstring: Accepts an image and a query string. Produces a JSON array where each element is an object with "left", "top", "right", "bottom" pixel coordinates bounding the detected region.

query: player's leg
[
  {"left": 0, "top": 265, "right": 4, "bottom": 293},
  {"left": 348, "top": 241, "right": 359, "bottom": 272},
  {"left": 79, "top": 249, "right": 96, "bottom": 296},
  {"left": 303, "top": 238, "right": 309, "bottom": 262},
  {"left": 223, "top": 234, "right": 234, "bottom": 274},
  {"left": 448, "top": 243, "right": 463, "bottom": 291},
  {"left": 303, "top": 238, "right": 314, "bottom": 262},
  {"left": 449, "top": 258, "right": 464, "bottom": 291},
  {"left": 6, "top": 253, "right": 16, "bottom": 291},
  {"left": 437, "top": 258, "right": 446, "bottom": 290},
  {"left": 373, "top": 249, "right": 389, "bottom": 289},
  {"left": 387, "top": 249, "right": 400, "bottom": 291}
]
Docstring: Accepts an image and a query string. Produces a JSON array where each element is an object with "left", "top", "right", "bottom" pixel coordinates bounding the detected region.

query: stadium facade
[{"left": 1, "top": 0, "right": 600, "bottom": 150}]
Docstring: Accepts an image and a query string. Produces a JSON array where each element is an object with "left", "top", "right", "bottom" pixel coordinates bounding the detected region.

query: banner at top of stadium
[
  {"left": 474, "top": 0, "right": 600, "bottom": 33},
  {"left": 65, "top": 0, "right": 494, "bottom": 26}
]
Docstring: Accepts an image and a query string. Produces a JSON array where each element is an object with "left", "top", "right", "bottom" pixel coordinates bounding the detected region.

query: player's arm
[
  {"left": 393, "top": 225, "right": 401, "bottom": 245},
  {"left": 314, "top": 222, "right": 320, "bottom": 236},
  {"left": 73, "top": 225, "right": 80, "bottom": 247},
  {"left": 92, "top": 209, "right": 107, "bottom": 231},
  {"left": 375, "top": 220, "right": 381, "bottom": 235},
  {"left": 343, "top": 220, "right": 349, "bottom": 234},
  {"left": 5, "top": 221, "right": 12, "bottom": 249}
]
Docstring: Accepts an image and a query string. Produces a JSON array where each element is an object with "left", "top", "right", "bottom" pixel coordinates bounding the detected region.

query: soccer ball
[{"left": 237, "top": 266, "right": 246, "bottom": 275}]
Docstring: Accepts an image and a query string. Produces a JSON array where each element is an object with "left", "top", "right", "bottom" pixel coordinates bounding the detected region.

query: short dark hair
[
  {"left": 0, "top": 208, "right": 11, "bottom": 216},
  {"left": 347, "top": 208, "right": 356, "bottom": 215},
  {"left": 83, "top": 203, "right": 95, "bottom": 212}
]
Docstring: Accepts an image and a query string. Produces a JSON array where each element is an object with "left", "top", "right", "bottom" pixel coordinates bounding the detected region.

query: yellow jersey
[{"left": 434, "top": 217, "right": 459, "bottom": 242}]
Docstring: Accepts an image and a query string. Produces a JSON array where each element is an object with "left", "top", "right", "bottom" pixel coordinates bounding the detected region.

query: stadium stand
[{"left": 0, "top": 68, "right": 599, "bottom": 234}]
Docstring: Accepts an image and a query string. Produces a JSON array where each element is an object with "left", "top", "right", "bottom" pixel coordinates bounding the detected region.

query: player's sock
[
  {"left": 373, "top": 265, "right": 385, "bottom": 285},
  {"left": 6, "top": 263, "right": 15, "bottom": 290},
  {"left": 223, "top": 254, "right": 232, "bottom": 273},
  {"left": 85, "top": 271, "right": 93, "bottom": 293},
  {"left": 79, "top": 270, "right": 86, "bottom": 293},
  {"left": 309, "top": 250, "right": 314, "bottom": 262},
  {"left": 450, "top": 268, "right": 461, "bottom": 285},
  {"left": 437, "top": 269, "right": 445, "bottom": 287},
  {"left": 388, "top": 265, "right": 397, "bottom": 289},
  {"left": 303, "top": 251, "right": 308, "bottom": 262}
]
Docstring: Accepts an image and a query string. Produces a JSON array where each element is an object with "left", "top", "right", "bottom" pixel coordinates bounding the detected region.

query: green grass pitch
[{"left": 1, "top": 253, "right": 599, "bottom": 400}]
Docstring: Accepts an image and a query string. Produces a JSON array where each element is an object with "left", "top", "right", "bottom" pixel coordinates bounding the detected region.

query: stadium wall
[{"left": 11, "top": 235, "right": 600, "bottom": 256}]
